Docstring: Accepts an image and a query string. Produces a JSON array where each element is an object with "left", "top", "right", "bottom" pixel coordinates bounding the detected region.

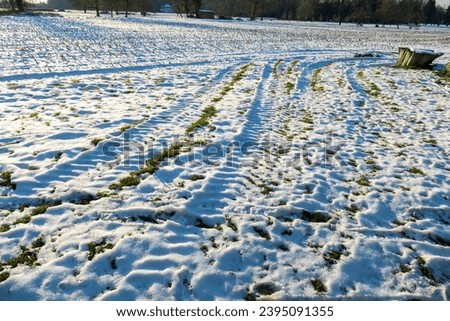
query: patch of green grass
[
  {"left": 394, "top": 142, "right": 411, "bottom": 148},
  {"left": 29, "top": 112, "right": 39, "bottom": 118},
  {"left": 200, "top": 244, "right": 209, "bottom": 255},
  {"left": 244, "top": 290, "right": 257, "bottom": 301},
  {"left": 417, "top": 256, "right": 435, "bottom": 282},
  {"left": 346, "top": 204, "right": 359, "bottom": 214},
  {"left": 176, "top": 180, "right": 185, "bottom": 188},
  {"left": 6, "top": 82, "right": 18, "bottom": 90},
  {"left": 365, "top": 82, "right": 381, "bottom": 97},
  {"left": 31, "top": 235, "right": 45, "bottom": 249},
  {"left": 109, "top": 175, "right": 141, "bottom": 190},
  {"left": 302, "top": 210, "right": 331, "bottom": 223},
  {"left": 386, "top": 80, "right": 398, "bottom": 89},
  {"left": 231, "top": 63, "right": 252, "bottom": 84},
  {"left": 18, "top": 204, "right": 29, "bottom": 212},
  {"left": 285, "top": 81, "right": 295, "bottom": 94},
  {"left": 191, "top": 140, "right": 208, "bottom": 146},
  {"left": 97, "top": 191, "right": 111, "bottom": 198},
  {"left": 31, "top": 200, "right": 62, "bottom": 216},
  {"left": 0, "top": 224, "right": 10, "bottom": 233},
  {"left": 72, "top": 194, "right": 97, "bottom": 205},
  {"left": 31, "top": 205, "right": 50, "bottom": 216},
  {"left": 400, "top": 264, "right": 412, "bottom": 273},
  {"left": 226, "top": 215, "right": 238, "bottom": 232},
  {"left": 311, "top": 68, "right": 325, "bottom": 93},
  {"left": 421, "top": 138, "right": 437, "bottom": 145},
  {"left": 392, "top": 219, "right": 405, "bottom": 226},
  {"left": 186, "top": 105, "right": 217, "bottom": 134},
  {"left": 260, "top": 184, "right": 274, "bottom": 196},
  {"left": 246, "top": 176, "right": 256, "bottom": 185},
  {"left": 417, "top": 256, "right": 426, "bottom": 265},
  {"left": 87, "top": 241, "right": 114, "bottom": 261},
  {"left": 211, "top": 64, "right": 253, "bottom": 102},
  {"left": 303, "top": 109, "right": 313, "bottom": 124},
  {"left": 150, "top": 143, "right": 184, "bottom": 166},
  {"left": 28, "top": 165, "right": 39, "bottom": 171},
  {"left": 220, "top": 84, "right": 233, "bottom": 96},
  {"left": 355, "top": 175, "right": 370, "bottom": 186},
  {"left": 119, "top": 124, "right": 133, "bottom": 133},
  {"left": 273, "top": 59, "right": 283, "bottom": 78},
  {"left": 254, "top": 282, "right": 278, "bottom": 296},
  {"left": 408, "top": 167, "right": 425, "bottom": 176},
  {"left": 1, "top": 246, "right": 38, "bottom": 268},
  {"left": 13, "top": 216, "right": 31, "bottom": 225},
  {"left": 323, "top": 250, "right": 343, "bottom": 264},
  {"left": 0, "top": 171, "right": 16, "bottom": 190},
  {"left": 253, "top": 226, "right": 271, "bottom": 240},
  {"left": 0, "top": 272, "right": 10, "bottom": 283},
  {"left": 311, "top": 278, "right": 327, "bottom": 293},
  {"left": 91, "top": 138, "right": 104, "bottom": 146},
  {"left": 286, "top": 60, "right": 299, "bottom": 75},
  {"left": 54, "top": 151, "right": 63, "bottom": 161},
  {"left": 190, "top": 174, "right": 205, "bottom": 181}
]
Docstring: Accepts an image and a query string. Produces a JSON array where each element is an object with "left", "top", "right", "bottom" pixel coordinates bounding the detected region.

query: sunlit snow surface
[{"left": 0, "top": 12, "right": 449, "bottom": 300}]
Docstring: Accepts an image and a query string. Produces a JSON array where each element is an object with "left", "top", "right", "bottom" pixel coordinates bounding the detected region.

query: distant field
[{"left": 0, "top": 12, "right": 449, "bottom": 300}]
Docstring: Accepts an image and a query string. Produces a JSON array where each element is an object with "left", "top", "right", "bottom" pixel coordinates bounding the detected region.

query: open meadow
[{"left": 0, "top": 12, "right": 449, "bottom": 300}]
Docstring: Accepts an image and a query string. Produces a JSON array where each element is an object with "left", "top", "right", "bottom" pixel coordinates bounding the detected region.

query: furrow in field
[{"left": 0, "top": 63, "right": 241, "bottom": 206}]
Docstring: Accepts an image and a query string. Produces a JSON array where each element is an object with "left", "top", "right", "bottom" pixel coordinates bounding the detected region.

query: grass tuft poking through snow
[
  {"left": 311, "top": 278, "right": 327, "bottom": 293},
  {"left": 186, "top": 106, "right": 217, "bottom": 134},
  {"left": 87, "top": 241, "right": 115, "bottom": 261},
  {"left": 0, "top": 171, "right": 16, "bottom": 190}
]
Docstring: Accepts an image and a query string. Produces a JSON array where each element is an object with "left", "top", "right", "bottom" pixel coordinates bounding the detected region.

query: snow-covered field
[{"left": 0, "top": 12, "right": 449, "bottom": 300}]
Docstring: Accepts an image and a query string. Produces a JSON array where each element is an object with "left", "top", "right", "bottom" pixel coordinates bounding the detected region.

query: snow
[
  {"left": 0, "top": 12, "right": 449, "bottom": 301},
  {"left": 408, "top": 48, "right": 444, "bottom": 56}
]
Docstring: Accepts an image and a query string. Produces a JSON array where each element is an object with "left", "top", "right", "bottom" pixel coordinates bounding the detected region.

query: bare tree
[
  {"left": 423, "top": 0, "right": 436, "bottom": 24},
  {"left": 124, "top": 0, "right": 130, "bottom": 17},
  {"left": 15, "top": 0, "right": 24, "bottom": 12},
  {"left": 171, "top": 0, "right": 191, "bottom": 17},
  {"left": 192, "top": 0, "right": 201, "bottom": 17},
  {"left": 445, "top": 5, "right": 450, "bottom": 26},
  {"left": 7, "top": 0, "right": 16, "bottom": 12},
  {"left": 298, "top": 0, "right": 317, "bottom": 21},
  {"left": 248, "top": 0, "right": 258, "bottom": 20},
  {"left": 376, "top": 0, "right": 400, "bottom": 27},
  {"left": 68, "top": 0, "right": 91, "bottom": 13}
]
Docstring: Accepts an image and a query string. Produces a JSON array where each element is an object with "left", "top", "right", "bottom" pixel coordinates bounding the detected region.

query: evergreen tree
[{"left": 423, "top": 0, "right": 436, "bottom": 24}]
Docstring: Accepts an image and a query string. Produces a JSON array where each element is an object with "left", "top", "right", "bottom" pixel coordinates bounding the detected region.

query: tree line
[{"left": 3, "top": 0, "right": 450, "bottom": 26}]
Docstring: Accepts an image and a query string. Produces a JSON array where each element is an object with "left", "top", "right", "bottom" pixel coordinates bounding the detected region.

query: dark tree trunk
[
  {"left": 250, "top": 2, "right": 257, "bottom": 21},
  {"left": 15, "top": 0, "right": 24, "bottom": 12},
  {"left": 9, "top": 0, "right": 16, "bottom": 12},
  {"left": 193, "top": 0, "right": 201, "bottom": 18}
]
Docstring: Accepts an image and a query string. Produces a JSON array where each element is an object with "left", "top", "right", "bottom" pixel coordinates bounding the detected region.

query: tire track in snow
[
  {"left": 159, "top": 62, "right": 275, "bottom": 221},
  {"left": 1, "top": 63, "right": 241, "bottom": 206}
]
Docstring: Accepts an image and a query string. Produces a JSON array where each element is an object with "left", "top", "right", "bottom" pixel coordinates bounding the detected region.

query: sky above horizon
[{"left": 437, "top": 0, "right": 450, "bottom": 7}]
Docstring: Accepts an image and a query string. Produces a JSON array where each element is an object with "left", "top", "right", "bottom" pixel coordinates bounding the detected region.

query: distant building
[
  {"left": 160, "top": 4, "right": 173, "bottom": 13},
  {"left": 199, "top": 10, "right": 215, "bottom": 19}
]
